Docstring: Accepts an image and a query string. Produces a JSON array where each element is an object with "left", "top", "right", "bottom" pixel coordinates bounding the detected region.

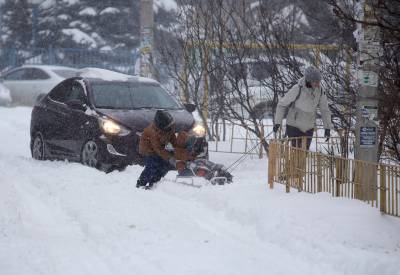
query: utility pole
[
  {"left": 354, "top": 0, "right": 382, "bottom": 199},
  {"left": 139, "top": 0, "right": 154, "bottom": 78}
]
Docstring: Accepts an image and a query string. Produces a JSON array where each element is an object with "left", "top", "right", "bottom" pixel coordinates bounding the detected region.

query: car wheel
[
  {"left": 81, "top": 140, "right": 113, "bottom": 173},
  {"left": 31, "top": 132, "right": 45, "bottom": 160}
]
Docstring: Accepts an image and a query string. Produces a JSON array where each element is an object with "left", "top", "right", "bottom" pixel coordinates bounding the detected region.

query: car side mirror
[
  {"left": 66, "top": 99, "right": 87, "bottom": 111},
  {"left": 184, "top": 103, "right": 196, "bottom": 113}
]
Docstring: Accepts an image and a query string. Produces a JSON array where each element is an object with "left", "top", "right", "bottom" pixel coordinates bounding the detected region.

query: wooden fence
[{"left": 268, "top": 138, "right": 400, "bottom": 217}]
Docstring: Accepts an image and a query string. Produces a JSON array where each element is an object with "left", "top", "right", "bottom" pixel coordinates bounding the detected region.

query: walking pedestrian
[{"left": 273, "top": 66, "right": 333, "bottom": 149}]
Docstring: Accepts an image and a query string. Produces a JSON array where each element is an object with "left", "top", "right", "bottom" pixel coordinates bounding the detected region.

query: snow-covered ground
[{"left": 1, "top": 107, "right": 400, "bottom": 275}]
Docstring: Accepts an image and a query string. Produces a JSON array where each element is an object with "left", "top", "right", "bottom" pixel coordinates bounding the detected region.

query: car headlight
[
  {"left": 99, "top": 118, "right": 131, "bottom": 136},
  {"left": 191, "top": 121, "right": 206, "bottom": 137}
]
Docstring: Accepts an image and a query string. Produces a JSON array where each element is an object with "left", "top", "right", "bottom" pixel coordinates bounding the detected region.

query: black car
[{"left": 30, "top": 73, "right": 207, "bottom": 172}]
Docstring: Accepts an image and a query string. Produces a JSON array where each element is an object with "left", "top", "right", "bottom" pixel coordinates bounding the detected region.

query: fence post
[
  {"left": 9, "top": 47, "right": 16, "bottom": 67},
  {"left": 296, "top": 147, "right": 301, "bottom": 191},
  {"left": 335, "top": 158, "right": 342, "bottom": 197},
  {"left": 298, "top": 137, "right": 307, "bottom": 192},
  {"left": 259, "top": 122, "right": 264, "bottom": 159},
  {"left": 380, "top": 165, "right": 387, "bottom": 213},
  {"left": 354, "top": 161, "right": 362, "bottom": 200},
  {"left": 48, "top": 45, "right": 55, "bottom": 64},
  {"left": 268, "top": 141, "right": 276, "bottom": 189},
  {"left": 317, "top": 154, "right": 322, "bottom": 192},
  {"left": 285, "top": 141, "right": 290, "bottom": 193}
]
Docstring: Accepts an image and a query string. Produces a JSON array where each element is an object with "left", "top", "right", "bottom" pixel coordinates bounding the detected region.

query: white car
[
  {"left": 0, "top": 82, "right": 11, "bottom": 106},
  {"left": 0, "top": 65, "right": 78, "bottom": 106}
]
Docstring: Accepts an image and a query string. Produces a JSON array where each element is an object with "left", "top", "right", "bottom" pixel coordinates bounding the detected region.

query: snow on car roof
[{"left": 78, "top": 67, "right": 159, "bottom": 84}]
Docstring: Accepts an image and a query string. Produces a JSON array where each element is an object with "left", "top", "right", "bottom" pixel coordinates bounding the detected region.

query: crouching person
[{"left": 137, "top": 110, "right": 176, "bottom": 189}]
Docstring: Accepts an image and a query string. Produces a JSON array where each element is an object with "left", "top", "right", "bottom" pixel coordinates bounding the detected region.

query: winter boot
[
  {"left": 136, "top": 179, "right": 146, "bottom": 188},
  {"left": 144, "top": 181, "right": 155, "bottom": 190}
]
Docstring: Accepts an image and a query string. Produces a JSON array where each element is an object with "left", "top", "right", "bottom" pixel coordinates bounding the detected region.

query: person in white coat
[{"left": 273, "top": 66, "right": 333, "bottom": 149}]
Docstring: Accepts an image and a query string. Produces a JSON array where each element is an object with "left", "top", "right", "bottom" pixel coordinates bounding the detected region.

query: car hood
[{"left": 97, "top": 108, "right": 195, "bottom": 133}]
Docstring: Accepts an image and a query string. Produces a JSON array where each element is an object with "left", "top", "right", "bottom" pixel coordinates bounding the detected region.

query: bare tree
[
  {"left": 157, "top": 1, "right": 214, "bottom": 139},
  {"left": 157, "top": 0, "right": 362, "bottom": 156}
]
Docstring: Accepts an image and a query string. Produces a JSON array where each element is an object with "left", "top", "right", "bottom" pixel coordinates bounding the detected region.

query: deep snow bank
[{"left": 0, "top": 107, "right": 399, "bottom": 275}]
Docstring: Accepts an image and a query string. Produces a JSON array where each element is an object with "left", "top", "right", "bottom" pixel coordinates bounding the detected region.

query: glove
[
  {"left": 324, "top": 129, "right": 331, "bottom": 141},
  {"left": 273, "top": 124, "right": 280, "bottom": 133}
]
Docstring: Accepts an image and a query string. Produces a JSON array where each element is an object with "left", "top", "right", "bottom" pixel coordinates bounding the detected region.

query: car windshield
[
  {"left": 52, "top": 69, "right": 78, "bottom": 78},
  {"left": 91, "top": 82, "right": 182, "bottom": 110}
]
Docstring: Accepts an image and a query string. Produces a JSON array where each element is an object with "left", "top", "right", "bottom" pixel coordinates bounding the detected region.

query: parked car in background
[
  {"left": 0, "top": 65, "right": 78, "bottom": 106},
  {"left": 0, "top": 82, "right": 12, "bottom": 106},
  {"left": 30, "top": 68, "right": 207, "bottom": 172}
]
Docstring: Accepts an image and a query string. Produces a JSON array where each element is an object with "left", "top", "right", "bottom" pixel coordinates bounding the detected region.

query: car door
[
  {"left": 26, "top": 68, "right": 52, "bottom": 105},
  {"left": 46, "top": 79, "right": 90, "bottom": 160},
  {"left": 3, "top": 67, "right": 52, "bottom": 106},
  {"left": 2, "top": 68, "right": 30, "bottom": 105},
  {"left": 44, "top": 80, "right": 74, "bottom": 158},
  {"left": 58, "top": 80, "right": 90, "bottom": 161}
]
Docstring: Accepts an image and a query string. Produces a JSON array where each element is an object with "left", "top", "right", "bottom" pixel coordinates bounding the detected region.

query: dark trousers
[
  {"left": 138, "top": 155, "right": 171, "bottom": 185},
  {"left": 286, "top": 125, "right": 314, "bottom": 150}
]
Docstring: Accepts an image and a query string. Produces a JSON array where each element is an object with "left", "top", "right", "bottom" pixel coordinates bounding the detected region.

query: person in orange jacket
[{"left": 136, "top": 110, "right": 177, "bottom": 189}]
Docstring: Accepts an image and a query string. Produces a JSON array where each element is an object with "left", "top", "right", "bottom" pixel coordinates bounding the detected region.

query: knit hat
[
  {"left": 304, "top": 66, "right": 321, "bottom": 83},
  {"left": 154, "top": 110, "right": 175, "bottom": 131}
]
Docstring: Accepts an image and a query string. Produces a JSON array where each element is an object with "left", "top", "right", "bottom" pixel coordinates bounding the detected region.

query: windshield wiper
[
  {"left": 136, "top": 106, "right": 183, "bottom": 110},
  {"left": 162, "top": 107, "right": 183, "bottom": 110},
  {"left": 96, "top": 105, "right": 118, "bottom": 109}
]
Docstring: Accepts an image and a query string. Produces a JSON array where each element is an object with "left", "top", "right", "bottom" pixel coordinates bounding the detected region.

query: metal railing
[
  {"left": 207, "top": 121, "right": 355, "bottom": 158},
  {"left": 268, "top": 137, "right": 400, "bottom": 217},
  {"left": 0, "top": 47, "right": 139, "bottom": 74},
  {"left": 207, "top": 121, "right": 270, "bottom": 157}
]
